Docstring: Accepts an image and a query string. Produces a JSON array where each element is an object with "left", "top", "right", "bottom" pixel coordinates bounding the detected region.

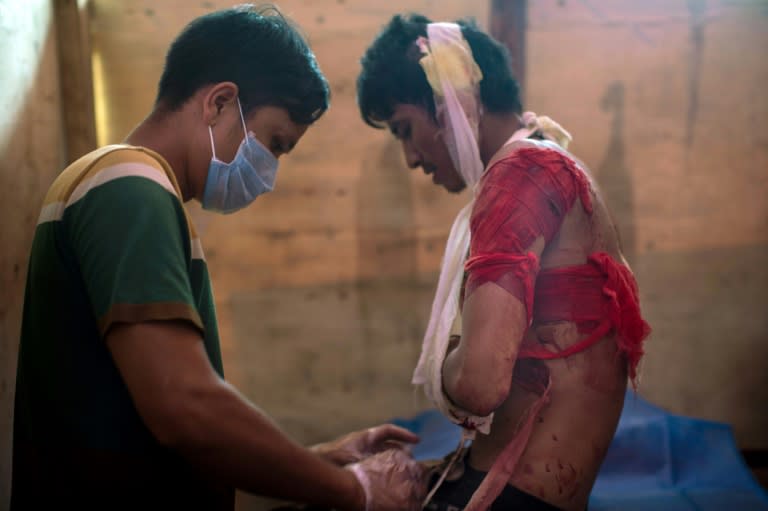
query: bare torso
[{"left": 468, "top": 140, "right": 630, "bottom": 511}]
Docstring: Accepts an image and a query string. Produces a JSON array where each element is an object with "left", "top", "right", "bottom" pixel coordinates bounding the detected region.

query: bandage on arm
[
  {"left": 444, "top": 148, "right": 590, "bottom": 414},
  {"left": 464, "top": 147, "right": 592, "bottom": 316}
]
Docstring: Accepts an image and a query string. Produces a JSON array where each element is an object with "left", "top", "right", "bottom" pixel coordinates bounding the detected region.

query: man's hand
[
  {"left": 347, "top": 449, "right": 427, "bottom": 511},
  {"left": 311, "top": 424, "right": 419, "bottom": 466}
]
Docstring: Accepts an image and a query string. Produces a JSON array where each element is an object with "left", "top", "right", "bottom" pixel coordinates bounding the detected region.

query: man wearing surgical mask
[{"left": 12, "top": 5, "right": 425, "bottom": 511}]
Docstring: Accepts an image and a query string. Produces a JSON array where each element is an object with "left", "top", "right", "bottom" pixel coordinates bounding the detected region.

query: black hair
[
  {"left": 357, "top": 13, "right": 522, "bottom": 128},
  {"left": 157, "top": 4, "right": 329, "bottom": 125}
]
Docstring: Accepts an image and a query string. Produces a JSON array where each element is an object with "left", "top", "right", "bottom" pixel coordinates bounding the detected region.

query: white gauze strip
[{"left": 411, "top": 23, "right": 492, "bottom": 434}]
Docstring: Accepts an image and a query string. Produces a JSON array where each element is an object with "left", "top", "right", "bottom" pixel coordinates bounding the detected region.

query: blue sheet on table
[{"left": 392, "top": 391, "right": 768, "bottom": 510}]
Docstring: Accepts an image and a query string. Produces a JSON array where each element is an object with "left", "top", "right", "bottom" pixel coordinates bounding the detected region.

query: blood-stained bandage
[{"left": 464, "top": 147, "right": 593, "bottom": 322}]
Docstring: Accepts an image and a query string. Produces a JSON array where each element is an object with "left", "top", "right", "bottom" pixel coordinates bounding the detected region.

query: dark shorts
[{"left": 426, "top": 462, "right": 563, "bottom": 511}]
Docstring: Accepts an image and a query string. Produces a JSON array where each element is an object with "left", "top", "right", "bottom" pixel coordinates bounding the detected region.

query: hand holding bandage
[
  {"left": 347, "top": 449, "right": 427, "bottom": 511},
  {"left": 311, "top": 424, "right": 420, "bottom": 466}
]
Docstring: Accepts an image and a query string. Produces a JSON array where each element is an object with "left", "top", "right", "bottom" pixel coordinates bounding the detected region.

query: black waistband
[{"left": 426, "top": 462, "right": 565, "bottom": 511}]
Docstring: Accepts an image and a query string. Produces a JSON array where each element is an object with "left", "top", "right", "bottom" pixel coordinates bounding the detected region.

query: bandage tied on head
[{"left": 411, "top": 24, "right": 573, "bottom": 436}]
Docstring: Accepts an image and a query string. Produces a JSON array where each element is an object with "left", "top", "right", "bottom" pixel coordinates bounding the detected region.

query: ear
[{"left": 201, "top": 82, "right": 239, "bottom": 126}]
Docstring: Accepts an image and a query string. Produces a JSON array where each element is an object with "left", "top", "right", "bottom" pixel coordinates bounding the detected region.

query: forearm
[
  {"left": 443, "top": 283, "right": 529, "bottom": 417},
  {"left": 168, "top": 379, "right": 363, "bottom": 511},
  {"left": 106, "top": 322, "right": 365, "bottom": 510}
]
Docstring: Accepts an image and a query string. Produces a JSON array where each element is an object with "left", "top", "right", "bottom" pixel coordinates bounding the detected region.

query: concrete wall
[{"left": 0, "top": 0, "right": 67, "bottom": 508}]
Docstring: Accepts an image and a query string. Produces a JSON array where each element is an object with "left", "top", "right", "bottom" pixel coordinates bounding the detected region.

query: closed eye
[
  {"left": 389, "top": 121, "right": 411, "bottom": 141},
  {"left": 270, "top": 137, "right": 295, "bottom": 156}
]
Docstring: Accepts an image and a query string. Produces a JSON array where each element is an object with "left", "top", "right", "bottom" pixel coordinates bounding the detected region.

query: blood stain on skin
[
  {"left": 545, "top": 463, "right": 551, "bottom": 472},
  {"left": 552, "top": 433, "right": 558, "bottom": 441},
  {"left": 560, "top": 463, "right": 578, "bottom": 486}
]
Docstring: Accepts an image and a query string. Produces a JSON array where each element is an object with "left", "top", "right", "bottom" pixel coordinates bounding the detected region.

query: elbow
[
  {"left": 461, "top": 387, "right": 511, "bottom": 418},
  {"left": 147, "top": 402, "right": 195, "bottom": 449},
  {"left": 445, "top": 367, "right": 512, "bottom": 417},
  {"left": 140, "top": 382, "right": 224, "bottom": 450}
]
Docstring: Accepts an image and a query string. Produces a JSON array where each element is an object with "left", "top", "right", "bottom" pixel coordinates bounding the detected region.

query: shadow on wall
[{"left": 595, "top": 80, "right": 636, "bottom": 263}]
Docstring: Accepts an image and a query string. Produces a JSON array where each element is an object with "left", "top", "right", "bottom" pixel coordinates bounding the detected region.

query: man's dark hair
[
  {"left": 157, "top": 4, "right": 329, "bottom": 125},
  {"left": 357, "top": 14, "right": 522, "bottom": 128}
]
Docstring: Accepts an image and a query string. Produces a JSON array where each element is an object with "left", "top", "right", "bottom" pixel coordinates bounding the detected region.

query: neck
[
  {"left": 477, "top": 112, "right": 524, "bottom": 166},
  {"left": 124, "top": 108, "right": 193, "bottom": 201}
]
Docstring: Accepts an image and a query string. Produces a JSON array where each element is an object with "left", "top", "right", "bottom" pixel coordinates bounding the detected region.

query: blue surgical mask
[{"left": 202, "top": 99, "right": 279, "bottom": 214}]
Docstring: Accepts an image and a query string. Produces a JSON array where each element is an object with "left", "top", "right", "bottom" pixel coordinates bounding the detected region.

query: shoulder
[
  {"left": 68, "top": 146, "right": 181, "bottom": 213},
  {"left": 55, "top": 147, "right": 189, "bottom": 238},
  {"left": 481, "top": 140, "right": 568, "bottom": 190},
  {"left": 47, "top": 145, "right": 179, "bottom": 207},
  {"left": 475, "top": 140, "right": 595, "bottom": 218},
  {"left": 37, "top": 146, "right": 180, "bottom": 228}
]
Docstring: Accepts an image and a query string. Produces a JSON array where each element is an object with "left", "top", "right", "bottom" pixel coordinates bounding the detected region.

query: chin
[{"left": 445, "top": 181, "right": 467, "bottom": 194}]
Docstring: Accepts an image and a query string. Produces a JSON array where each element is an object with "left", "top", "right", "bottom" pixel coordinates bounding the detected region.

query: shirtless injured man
[{"left": 354, "top": 14, "right": 651, "bottom": 511}]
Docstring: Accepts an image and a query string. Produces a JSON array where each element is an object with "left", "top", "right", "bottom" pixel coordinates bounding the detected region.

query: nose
[{"left": 401, "top": 140, "right": 421, "bottom": 169}]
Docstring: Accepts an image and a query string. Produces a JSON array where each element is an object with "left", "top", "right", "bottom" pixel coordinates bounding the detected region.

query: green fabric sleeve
[{"left": 66, "top": 176, "right": 203, "bottom": 337}]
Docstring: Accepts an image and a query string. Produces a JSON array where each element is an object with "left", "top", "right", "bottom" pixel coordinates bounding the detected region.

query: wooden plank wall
[
  {"left": 524, "top": 0, "right": 768, "bottom": 450},
  {"left": 86, "top": 0, "right": 768, "bottom": 468}
]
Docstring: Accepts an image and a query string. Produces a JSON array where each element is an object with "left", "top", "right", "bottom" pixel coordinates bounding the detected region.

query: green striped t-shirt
[{"left": 12, "top": 145, "right": 232, "bottom": 508}]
